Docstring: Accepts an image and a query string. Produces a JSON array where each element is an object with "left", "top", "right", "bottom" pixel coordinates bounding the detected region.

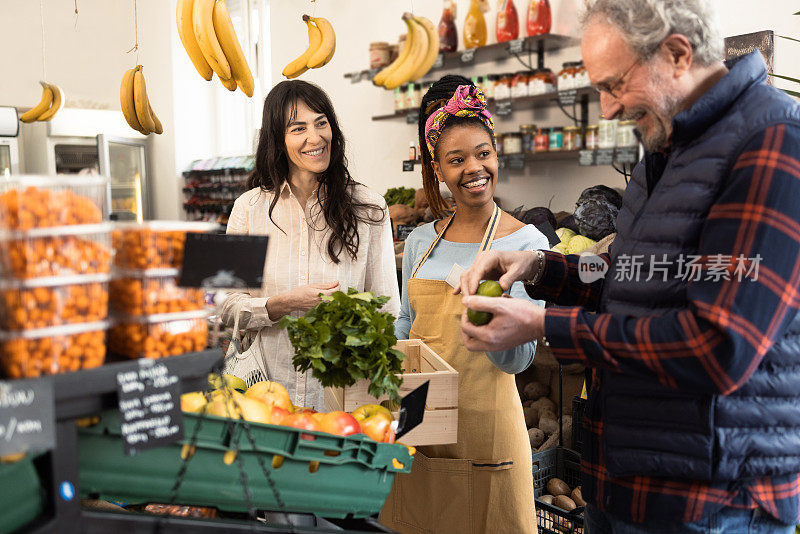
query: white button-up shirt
[{"left": 220, "top": 182, "right": 400, "bottom": 410}]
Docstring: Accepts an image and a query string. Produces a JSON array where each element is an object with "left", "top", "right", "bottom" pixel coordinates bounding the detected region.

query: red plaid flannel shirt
[{"left": 527, "top": 124, "right": 800, "bottom": 525}]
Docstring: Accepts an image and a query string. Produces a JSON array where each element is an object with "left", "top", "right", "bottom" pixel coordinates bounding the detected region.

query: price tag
[
  {"left": 578, "top": 150, "right": 596, "bottom": 166},
  {"left": 395, "top": 381, "right": 429, "bottom": 440},
  {"left": 405, "top": 111, "right": 420, "bottom": 125},
  {"left": 180, "top": 233, "right": 268, "bottom": 290},
  {"left": 460, "top": 49, "right": 476, "bottom": 63},
  {"left": 0, "top": 378, "right": 55, "bottom": 456},
  {"left": 558, "top": 89, "right": 578, "bottom": 106},
  {"left": 402, "top": 160, "right": 415, "bottom": 172},
  {"left": 396, "top": 224, "right": 417, "bottom": 241},
  {"left": 117, "top": 359, "right": 183, "bottom": 456},
  {"left": 615, "top": 146, "right": 640, "bottom": 165},
  {"left": 349, "top": 71, "right": 362, "bottom": 84},
  {"left": 508, "top": 38, "right": 525, "bottom": 55},
  {"left": 495, "top": 99, "right": 513, "bottom": 116},
  {"left": 506, "top": 153, "right": 525, "bottom": 170},
  {"left": 595, "top": 148, "right": 615, "bottom": 166},
  {"left": 433, "top": 54, "right": 444, "bottom": 69}
]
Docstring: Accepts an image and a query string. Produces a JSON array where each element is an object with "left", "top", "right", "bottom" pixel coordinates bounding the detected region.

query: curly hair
[{"left": 248, "top": 80, "right": 384, "bottom": 263}]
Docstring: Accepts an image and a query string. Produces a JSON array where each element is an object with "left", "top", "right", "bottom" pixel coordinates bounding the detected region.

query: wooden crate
[{"left": 324, "top": 339, "right": 458, "bottom": 446}]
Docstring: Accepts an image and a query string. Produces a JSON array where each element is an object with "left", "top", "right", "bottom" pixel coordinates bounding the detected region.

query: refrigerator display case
[{"left": 97, "top": 135, "right": 150, "bottom": 222}]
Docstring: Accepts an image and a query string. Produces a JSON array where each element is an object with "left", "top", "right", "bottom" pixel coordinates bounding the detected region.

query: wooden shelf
[{"left": 346, "top": 33, "right": 579, "bottom": 84}]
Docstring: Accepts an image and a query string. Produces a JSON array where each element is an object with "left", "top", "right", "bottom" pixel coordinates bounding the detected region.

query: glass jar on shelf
[
  {"left": 494, "top": 73, "right": 512, "bottom": 100},
  {"left": 539, "top": 68, "right": 557, "bottom": 94},
  {"left": 495, "top": 133, "right": 506, "bottom": 155},
  {"left": 557, "top": 62, "right": 574, "bottom": 91},
  {"left": 527, "top": 0, "right": 552, "bottom": 36},
  {"left": 534, "top": 128, "right": 549, "bottom": 152},
  {"left": 484, "top": 75, "right": 498, "bottom": 99},
  {"left": 439, "top": 0, "right": 458, "bottom": 52},
  {"left": 394, "top": 85, "right": 407, "bottom": 111},
  {"left": 504, "top": 132, "right": 524, "bottom": 154},
  {"left": 510, "top": 71, "right": 530, "bottom": 99},
  {"left": 585, "top": 124, "right": 599, "bottom": 150},
  {"left": 616, "top": 120, "right": 638, "bottom": 148},
  {"left": 406, "top": 83, "right": 421, "bottom": 110},
  {"left": 496, "top": 0, "right": 520, "bottom": 43},
  {"left": 549, "top": 127, "right": 564, "bottom": 151},
  {"left": 464, "top": 0, "right": 488, "bottom": 49},
  {"left": 520, "top": 124, "right": 537, "bottom": 154},
  {"left": 598, "top": 116, "right": 618, "bottom": 149},
  {"left": 369, "top": 42, "right": 391, "bottom": 69},
  {"left": 575, "top": 62, "right": 589, "bottom": 88},
  {"left": 563, "top": 126, "right": 582, "bottom": 151}
]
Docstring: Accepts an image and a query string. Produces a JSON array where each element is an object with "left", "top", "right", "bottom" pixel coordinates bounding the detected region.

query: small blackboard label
[
  {"left": 396, "top": 224, "right": 417, "bottom": 241},
  {"left": 461, "top": 49, "right": 476, "bottom": 63},
  {"left": 180, "top": 233, "right": 268, "bottom": 289},
  {"left": 405, "top": 111, "right": 419, "bottom": 125},
  {"left": 395, "top": 381, "right": 429, "bottom": 440},
  {"left": 117, "top": 359, "right": 183, "bottom": 456},
  {"left": 402, "top": 160, "right": 415, "bottom": 172},
  {"left": 349, "top": 71, "right": 362, "bottom": 84},
  {"left": 508, "top": 38, "right": 525, "bottom": 55},
  {"left": 595, "top": 148, "right": 615, "bottom": 166},
  {"left": 495, "top": 99, "right": 513, "bottom": 116},
  {"left": 0, "top": 378, "right": 55, "bottom": 456},
  {"left": 506, "top": 153, "right": 525, "bottom": 170},
  {"left": 578, "top": 150, "right": 596, "bottom": 166},
  {"left": 558, "top": 89, "right": 578, "bottom": 106},
  {"left": 433, "top": 54, "right": 444, "bottom": 69},
  {"left": 615, "top": 146, "right": 639, "bottom": 164}
]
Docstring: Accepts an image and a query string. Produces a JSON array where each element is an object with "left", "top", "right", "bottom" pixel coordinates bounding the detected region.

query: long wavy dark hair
[
  {"left": 248, "top": 80, "right": 384, "bottom": 263},
  {"left": 417, "top": 75, "right": 496, "bottom": 218}
]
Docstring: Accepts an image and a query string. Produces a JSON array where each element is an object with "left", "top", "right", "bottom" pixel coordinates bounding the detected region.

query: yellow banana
[
  {"left": 148, "top": 101, "right": 163, "bottom": 135},
  {"left": 410, "top": 15, "right": 440, "bottom": 82},
  {"left": 177, "top": 0, "right": 213, "bottom": 81},
  {"left": 282, "top": 15, "right": 322, "bottom": 79},
  {"left": 220, "top": 76, "right": 238, "bottom": 91},
  {"left": 384, "top": 14, "right": 428, "bottom": 90},
  {"left": 192, "top": 0, "right": 231, "bottom": 81},
  {"left": 374, "top": 15, "right": 415, "bottom": 87},
  {"left": 307, "top": 17, "right": 335, "bottom": 69},
  {"left": 213, "top": 0, "right": 254, "bottom": 97},
  {"left": 120, "top": 67, "right": 146, "bottom": 134},
  {"left": 36, "top": 83, "right": 63, "bottom": 122},
  {"left": 321, "top": 39, "right": 336, "bottom": 67},
  {"left": 133, "top": 67, "right": 156, "bottom": 134},
  {"left": 19, "top": 82, "right": 54, "bottom": 123}
]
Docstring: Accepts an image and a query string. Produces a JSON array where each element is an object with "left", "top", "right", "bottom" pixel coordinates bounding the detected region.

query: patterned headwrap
[{"left": 424, "top": 84, "right": 495, "bottom": 158}]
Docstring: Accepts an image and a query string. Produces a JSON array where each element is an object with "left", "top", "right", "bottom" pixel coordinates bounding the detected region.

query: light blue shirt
[{"left": 396, "top": 221, "right": 549, "bottom": 374}]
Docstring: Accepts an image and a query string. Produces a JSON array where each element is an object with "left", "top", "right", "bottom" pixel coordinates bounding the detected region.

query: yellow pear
[
  {"left": 208, "top": 373, "right": 247, "bottom": 392},
  {"left": 181, "top": 391, "right": 208, "bottom": 413}
]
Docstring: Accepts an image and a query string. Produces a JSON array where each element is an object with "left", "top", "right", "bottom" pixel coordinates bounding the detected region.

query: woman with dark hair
[
  {"left": 381, "top": 76, "right": 544, "bottom": 533},
  {"left": 221, "top": 80, "right": 399, "bottom": 410}
]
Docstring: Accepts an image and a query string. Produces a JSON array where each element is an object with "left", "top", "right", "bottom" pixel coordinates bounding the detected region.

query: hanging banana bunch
[
  {"left": 374, "top": 13, "right": 439, "bottom": 90},
  {"left": 120, "top": 65, "right": 163, "bottom": 135},
  {"left": 19, "top": 81, "right": 63, "bottom": 123},
  {"left": 176, "top": 0, "right": 254, "bottom": 97},
  {"left": 282, "top": 14, "right": 336, "bottom": 79}
]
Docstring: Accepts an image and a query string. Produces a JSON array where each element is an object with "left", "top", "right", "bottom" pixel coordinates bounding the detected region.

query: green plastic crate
[
  {"left": 78, "top": 410, "right": 413, "bottom": 518},
  {"left": 0, "top": 455, "right": 44, "bottom": 533}
]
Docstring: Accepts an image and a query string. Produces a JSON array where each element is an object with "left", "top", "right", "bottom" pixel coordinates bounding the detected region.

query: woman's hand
[
  {"left": 266, "top": 282, "right": 340, "bottom": 321},
  {"left": 455, "top": 250, "right": 540, "bottom": 296}
]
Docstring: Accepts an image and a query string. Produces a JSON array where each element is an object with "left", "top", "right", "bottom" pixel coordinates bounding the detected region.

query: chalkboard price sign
[
  {"left": 116, "top": 359, "right": 183, "bottom": 456},
  {"left": 0, "top": 377, "right": 55, "bottom": 456}
]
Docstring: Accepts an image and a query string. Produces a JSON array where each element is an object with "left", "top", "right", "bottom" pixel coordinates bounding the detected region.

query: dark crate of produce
[
  {"left": 78, "top": 409, "right": 414, "bottom": 519},
  {"left": 0, "top": 455, "right": 44, "bottom": 533},
  {"left": 572, "top": 396, "right": 586, "bottom": 455},
  {"left": 532, "top": 447, "right": 584, "bottom": 534}
]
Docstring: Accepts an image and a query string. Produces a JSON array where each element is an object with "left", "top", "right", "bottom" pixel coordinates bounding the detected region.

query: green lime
[{"left": 467, "top": 280, "right": 503, "bottom": 326}]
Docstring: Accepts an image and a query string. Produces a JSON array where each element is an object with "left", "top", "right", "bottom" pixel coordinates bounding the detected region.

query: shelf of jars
[
  {"left": 344, "top": 33, "right": 579, "bottom": 85},
  {"left": 372, "top": 87, "right": 598, "bottom": 122}
]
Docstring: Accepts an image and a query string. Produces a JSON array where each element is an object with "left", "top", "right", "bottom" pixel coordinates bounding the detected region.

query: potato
[
  {"left": 540, "top": 408, "right": 557, "bottom": 422},
  {"left": 539, "top": 417, "right": 559, "bottom": 436},
  {"left": 553, "top": 495, "right": 577, "bottom": 511},
  {"left": 529, "top": 396, "right": 556, "bottom": 415},
  {"left": 524, "top": 406, "right": 539, "bottom": 428},
  {"left": 571, "top": 486, "right": 586, "bottom": 507},
  {"left": 523, "top": 381, "right": 550, "bottom": 400},
  {"left": 538, "top": 494, "right": 554, "bottom": 505},
  {"left": 528, "top": 428, "right": 545, "bottom": 449},
  {"left": 538, "top": 428, "right": 560, "bottom": 452},
  {"left": 546, "top": 478, "right": 570, "bottom": 497},
  {"left": 561, "top": 415, "right": 573, "bottom": 450}
]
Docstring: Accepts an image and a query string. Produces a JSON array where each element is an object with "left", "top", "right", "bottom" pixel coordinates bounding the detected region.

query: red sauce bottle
[
  {"left": 439, "top": 0, "right": 458, "bottom": 52},
  {"left": 527, "top": 0, "right": 551, "bottom": 36},
  {"left": 496, "top": 0, "right": 520, "bottom": 43}
]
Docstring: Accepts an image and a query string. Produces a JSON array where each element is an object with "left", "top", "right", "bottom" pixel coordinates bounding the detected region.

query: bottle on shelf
[
  {"left": 496, "top": 0, "right": 520, "bottom": 43},
  {"left": 464, "top": 0, "right": 488, "bottom": 49},
  {"left": 527, "top": 0, "right": 551, "bottom": 36},
  {"left": 409, "top": 142, "right": 418, "bottom": 161},
  {"left": 439, "top": 0, "right": 458, "bottom": 52}
]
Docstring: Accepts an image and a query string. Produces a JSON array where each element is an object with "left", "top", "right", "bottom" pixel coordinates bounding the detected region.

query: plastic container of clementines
[
  {"left": 0, "top": 176, "right": 108, "bottom": 230},
  {"left": 0, "top": 321, "right": 108, "bottom": 379},
  {"left": 0, "top": 224, "right": 113, "bottom": 279},
  {"left": 108, "top": 310, "right": 209, "bottom": 359},
  {"left": 112, "top": 221, "right": 219, "bottom": 270},
  {"left": 109, "top": 269, "right": 205, "bottom": 316},
  {"left": 0, "top": 274, "right": 111, "bottom": 331}
]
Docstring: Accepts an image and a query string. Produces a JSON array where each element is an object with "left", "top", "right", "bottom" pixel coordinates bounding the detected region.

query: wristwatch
[{"left": 523, "top": 250, "right": 546, "bottom": 286}]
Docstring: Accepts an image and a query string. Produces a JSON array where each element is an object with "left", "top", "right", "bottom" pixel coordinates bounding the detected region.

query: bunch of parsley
[{"left": 278, "top": 289, "right": 406, "bottom": 402}]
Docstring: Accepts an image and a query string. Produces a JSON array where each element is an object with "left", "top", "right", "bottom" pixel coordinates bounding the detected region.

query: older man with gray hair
[{"left": 457, "top": 0, "right": 800, "bottom": 532}]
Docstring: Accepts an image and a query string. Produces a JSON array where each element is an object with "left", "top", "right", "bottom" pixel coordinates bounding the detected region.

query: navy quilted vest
[{"left": 595, "top": 51, "right": 800, "bottom": 482}]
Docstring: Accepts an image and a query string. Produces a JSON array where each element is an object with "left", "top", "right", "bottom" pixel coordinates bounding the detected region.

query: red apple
[
  {"left": 267, "top": 405, "right": 290, "bottom": 425},
  {"left": 280, "top": 412, "right": 321, "bottom": 440},
  {"left": 320, "top": 411, "right": 361, "bottom": 436},
  {"left": 352, "top": 404, "right": 395, "bottom": 443}
]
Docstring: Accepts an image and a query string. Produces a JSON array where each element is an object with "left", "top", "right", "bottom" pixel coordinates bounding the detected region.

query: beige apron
[{"left": 381, "top": 206, "right": 537, "bottom": 534}]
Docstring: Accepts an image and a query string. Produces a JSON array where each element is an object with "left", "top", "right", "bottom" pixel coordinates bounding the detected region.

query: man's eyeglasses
[{"left": 593, "top": 59, "right": 641, "bottom": 99}]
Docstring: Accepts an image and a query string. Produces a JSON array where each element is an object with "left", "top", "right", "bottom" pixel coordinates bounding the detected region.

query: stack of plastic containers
[
  {"left": 108, "top": 221, "right": 218, "bottom": 359},
  {"left": 0, "top": 176, "right": 112, "bottom": 378}
]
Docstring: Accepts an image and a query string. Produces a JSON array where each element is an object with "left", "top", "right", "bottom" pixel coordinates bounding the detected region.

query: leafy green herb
[
  {"left": 278, "top": 288, "right": 406, "bottom": 402},
  {"left": 383, "top": 186, "right": 416, "bottom": 207}
]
